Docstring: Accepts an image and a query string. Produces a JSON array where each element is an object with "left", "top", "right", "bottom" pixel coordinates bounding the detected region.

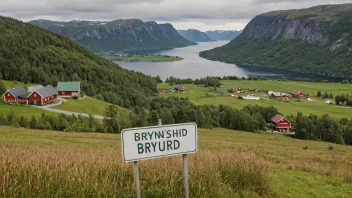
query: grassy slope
[
  {"left": 158, "top": 80, "right": 352, "bottom": 118},
  {"left": 0, "top": 103, "right": 57, "bottom": 118},
  {"left": 52, "top": 96, "right": 129, "bottom": 115},
  {"left": 2, "top": 80, "right": 38, "bottom": 90},
  {"left": 0, "top": 127, "right": 351, "bottom": 197}
]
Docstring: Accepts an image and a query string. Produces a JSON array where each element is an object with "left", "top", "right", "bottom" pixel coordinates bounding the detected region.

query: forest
[{"left": 0, "top": 16, "right": 158, "bottom": 109}]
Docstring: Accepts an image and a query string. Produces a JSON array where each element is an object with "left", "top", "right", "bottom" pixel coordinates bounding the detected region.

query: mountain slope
[
  {"left": 205, "top": 30, "right": 242, "bottom": 40},
  {"left": 30, "top": 19, "right": 195, "bottom": 53},
  {"left": 200, "top": 4, "right": 352, "bottom": 78},
  {"left": 178, "top": 29, "right": 214, "bottom": 42},
  {"left": 0, "top": 16, "right": 158, "bottom": 107}
]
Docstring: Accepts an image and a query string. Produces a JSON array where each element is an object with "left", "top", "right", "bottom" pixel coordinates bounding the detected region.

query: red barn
[
  {"left": 2, "top": 87, "right": 28, "bottom": 104},
  {"left": 27, "top": 86, "right": 57, "bottom": 105},
  {"left": 293, "top": 91, "right": 307, "bottom": 99},
  {"left": 56, "top": 81, "right": 81, "bottom": 98},
  {"left": 271, "top": 114, "right": 292, "bottom": 132}
]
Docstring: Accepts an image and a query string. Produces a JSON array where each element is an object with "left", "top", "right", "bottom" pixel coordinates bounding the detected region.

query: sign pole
[
  {"left": 183, "top": 154, "right": 189, "bottom": 198},
  {"left": 133, "top": 161, "right": 141, "bottom": 198}
]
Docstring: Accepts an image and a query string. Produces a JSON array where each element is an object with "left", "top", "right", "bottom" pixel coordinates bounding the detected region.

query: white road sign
[{"left": 121, "top": 123, "right": 197, "bottom": 162}]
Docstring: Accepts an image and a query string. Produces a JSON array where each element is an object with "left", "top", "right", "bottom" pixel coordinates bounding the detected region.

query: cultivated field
[
  {"left": 1, "top": 127, "right": 351, "bottom": 197},
  {"left": 158, "top": 80, "right": 352, "bottom": 118}
]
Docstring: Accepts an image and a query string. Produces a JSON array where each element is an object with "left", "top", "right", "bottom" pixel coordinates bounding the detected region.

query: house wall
[
  {"left": 58, "top": 91, "right": 73, "bottom": 97},
  {"left": 17, "top": 98, "right": 27, "bottom": 105},
  {"left": 4, "top": 92, "right": 16, "bottom": 103},
  {"left": 277, "top": 120, "right": 291, "bottom": 128},
  {"left": 42, "top": 95, "right": 56, "bottom": 105},
  {"left": 28, "top": 92, "right": 42, "bottom": 104}
]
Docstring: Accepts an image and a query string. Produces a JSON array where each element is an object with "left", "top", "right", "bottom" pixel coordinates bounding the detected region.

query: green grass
[
  {"left": 2, "top": 80, "right": 38, "bottom": 90},
  {"left": 0, "top": 103, "right": 57, "bottom": 119},
  {"left": 105, "top": 54, "right": 183, "bottom": 62},
  {"left": 1, "top": 127, "right": 351, "bottom": 197},
  {"left": 52, "top": 96, "right": 129, "bottom": 115},
  {"left": 158, "top": 80, "right": 352, "bottom": 118}
]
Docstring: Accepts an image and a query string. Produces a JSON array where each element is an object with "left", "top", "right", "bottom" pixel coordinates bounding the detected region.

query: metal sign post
[
  {"left": 133, "top": 161, "right": 141, "bottom": 198},
  {"left": 122, "top": 120, "right": 197, "bottom": 198}
]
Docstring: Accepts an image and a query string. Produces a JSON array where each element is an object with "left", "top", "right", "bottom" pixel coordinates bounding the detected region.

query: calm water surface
[{"left": 115, "top": 41, "right": 344, "bottom": 82}]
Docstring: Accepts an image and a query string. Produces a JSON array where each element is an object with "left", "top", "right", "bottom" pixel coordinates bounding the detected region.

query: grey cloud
[{"left": 1, "top": 0, "right": 351, "bottom": 30}]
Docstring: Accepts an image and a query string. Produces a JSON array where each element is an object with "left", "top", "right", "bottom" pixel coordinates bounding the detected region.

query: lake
[{"left": 115, "top": 41, "right": 344, "bottom": 82}]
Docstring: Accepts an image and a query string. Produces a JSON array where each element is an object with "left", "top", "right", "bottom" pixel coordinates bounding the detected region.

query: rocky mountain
[
  {"left": 205, "top": 30, "right": 242, "bottom": 41},
  {"left": 178, "top": 29, "right": 214, "bottom": 42},
  {"left": 29, "top": 19, "right": 195, "bottom": 53},
  {"left": 200, "top": 4, "right": 352, "bottom": 78}
]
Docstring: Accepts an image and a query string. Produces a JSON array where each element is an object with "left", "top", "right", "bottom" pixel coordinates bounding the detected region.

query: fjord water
[{"left": 115, "top": 41, "right": 344, "bottom": 82}]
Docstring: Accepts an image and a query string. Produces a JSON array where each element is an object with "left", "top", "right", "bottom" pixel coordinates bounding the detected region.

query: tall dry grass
[{"left": 0, "top": 143, "right": 275, "bottom": 197}]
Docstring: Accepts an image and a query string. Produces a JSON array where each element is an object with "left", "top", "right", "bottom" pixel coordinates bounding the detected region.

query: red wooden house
[
  {"left": 293, "top": 91, "right": 307, "bottom": 99},
  {"left": 2, "top": 87, "right": 28, "bottom": 105},
  {"left": 27, "top": 86, "right": 57, "bottom": 105},
  {"left": 271, "top": 114, "right": 292, "bottom": 133},
  {"left": 56, "top": 81, "right": 81, "bottom": 98},
  {"left": 229, "top": 88, "right": 243, "bottom": 93}
]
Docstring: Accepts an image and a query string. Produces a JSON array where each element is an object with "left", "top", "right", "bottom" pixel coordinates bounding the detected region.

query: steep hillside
[
  {"left": 205, "top": 30, "right": 242, "bottom": 40},
  {"left": 178, "top": 29, "right": 214, "bottom": 42},
  {"left": 0, "top": 16, "right": 158, "bottom": 107},
  {"left": 30, "top": 19, "right": 195, "bottom": 53},
  {"left": 200, "top": 4, "right": 352, "bottom": 78}
]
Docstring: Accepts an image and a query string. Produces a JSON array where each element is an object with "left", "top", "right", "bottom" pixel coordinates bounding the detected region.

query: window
[
  {"left": 62, "top": 92, "right": 65, "bottom": 94},
  {"left": 7, "top": 93, "right": 10, "bottom": 97},
  {"left": 34, "top": 93, "right": 37, "bottom": 97}
]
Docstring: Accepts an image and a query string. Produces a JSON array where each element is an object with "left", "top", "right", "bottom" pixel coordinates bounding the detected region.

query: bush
[
  {"left": 303, "top": 146, "right": 308, "bottom": 150},
  {"left": 72, "top": 96, "right": 79, "bottom": 100},
  {"left": 329, "top": 146, "right": 334, "bottom": 150}
]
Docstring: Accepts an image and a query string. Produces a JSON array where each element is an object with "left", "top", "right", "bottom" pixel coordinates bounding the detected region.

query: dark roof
[
  {"left": 175, "top": 85, "right": 185, "bottom": 89},
  {"left": 34, "top": 85, "right": 57, "bottom": 98},
  {"left": 56, "top": 81, "right": 81, "bottom": 92},
  {"left": 293, "top": 91, "right": 303, "bottom": 95},
  {"left": 271, "top": 114, "right": 284, "bottom": 123},
  {"left": 5, "top": 87, "right": 27, "bottom": 97}
]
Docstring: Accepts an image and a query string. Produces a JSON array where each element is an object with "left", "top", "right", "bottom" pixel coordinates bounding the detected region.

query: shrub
[
  {"left": 329, "top": 146, "right": 334, "bottom": 150},
  {"left": 72, "top": 96, "right": 79, "bottom": 100},
  {"left": 303, "top": 146, "right": 308, "bottom": 149}
]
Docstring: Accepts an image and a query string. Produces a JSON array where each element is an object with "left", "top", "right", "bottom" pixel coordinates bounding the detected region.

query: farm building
[
  {"left": 175, "top": 85, "right": 186, "bottom": 92},
  {"left": 293, "top": 91, "right": 307, "bottom": 98},
  {"left": 27, "top": 86, "right": 57, "bottom": 105},
  {"left": 229, "top": 88, "right": 243, "bottom": 93},
  {"left": 268, "top": 91, "right": 291, "bottom": 99},
  {"left": 2, "top": 87, "right": 28, "bottom": 105},
  {"left": 271, "top": 114, "right": 292, "bottom": 133},
  {"left": 57, "top": 81, "right": 81, "bottom": 97},
  {"left": 241, "top": 94, "right": 260, "bottom": 100}
]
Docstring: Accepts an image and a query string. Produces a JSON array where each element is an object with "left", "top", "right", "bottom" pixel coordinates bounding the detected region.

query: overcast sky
[{"left": 1, "top": 0, "right": 351, "bottom": 31}]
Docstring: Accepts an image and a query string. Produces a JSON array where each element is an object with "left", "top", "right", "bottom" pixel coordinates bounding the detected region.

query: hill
[
  {"left": 1, "top": 127, "right": 351, "bottom": 197},
  {"left": 30, "top": 19, "right": 195, "bottom": 53},
  {"left": 178, "top": 29, "right": 214, "bottom": 42},
  {"left": 0, "top": 16, "right": 158, "bottom": 108},
  {"left": 205, "top": 30, "right": 242, "bottom": 40},
  {"left": 200, "top": 4, "right": 352, "bottom": 78}
]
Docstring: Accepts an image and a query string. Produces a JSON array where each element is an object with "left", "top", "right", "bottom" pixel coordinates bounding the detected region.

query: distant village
[{"left": 2, "top": 81, "right": 81, "bottom": 105}]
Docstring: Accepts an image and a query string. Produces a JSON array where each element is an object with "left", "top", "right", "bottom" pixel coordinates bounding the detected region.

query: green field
[
  {"left": 52, "top": 96, "right": 129, "bottom": 116},
  {"left": 0, "top": 127, "right": 351, "bottom": 197},
  {"left": 0, "top": 103, "right": 57, "bottom": 118},
  {"left": 105, "top": 54, "right": 183, "bottom": 62},
  {"left": 158, "top": 80, "right": 352, "bottom": 118},
  {"left": 2, "top": 80, "right": 38, "bottom": 90}
]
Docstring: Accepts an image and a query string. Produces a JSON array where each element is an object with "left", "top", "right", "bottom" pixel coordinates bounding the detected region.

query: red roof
[{"left": 271, "top": 114, "right": 284, "bottom": 123}]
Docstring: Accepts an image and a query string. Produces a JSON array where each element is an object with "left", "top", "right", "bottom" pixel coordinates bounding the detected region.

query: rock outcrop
[
  {"left": 200, "top": 4, "right": 352, "bottom": 78},
  {"left": 30, "top": 19, "right": 195, "bottom": 53}
]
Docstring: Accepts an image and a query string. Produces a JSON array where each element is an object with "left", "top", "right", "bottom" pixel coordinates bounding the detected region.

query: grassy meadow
[
  {"left": 2, "top": 80, "right": 38, "bottom": 90},
  {"left": 1, "top": 127, "right": 351, "bottom": 197},
  {"left": 158, "top": 80, "right": 352, "bottom": 118},
  {"left": 52, "top": 96, "right": 129, "bottom": 116},
  {"left": 0, "top": 103, "right": 57, "bottom": 119}
]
